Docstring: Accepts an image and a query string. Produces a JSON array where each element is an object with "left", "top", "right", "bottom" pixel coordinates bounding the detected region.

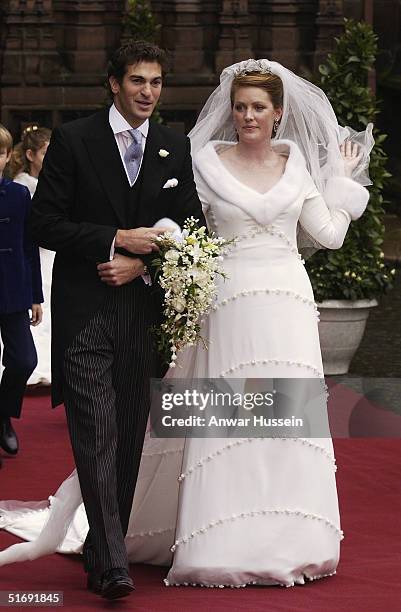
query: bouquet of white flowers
[{"left": 152, "top": 217, "right": 231, "bottom": 367}]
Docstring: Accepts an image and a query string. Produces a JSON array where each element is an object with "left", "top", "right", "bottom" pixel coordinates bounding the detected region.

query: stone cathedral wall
[{"left": 0, "top": 1, "right": 398, "bottom": 136}]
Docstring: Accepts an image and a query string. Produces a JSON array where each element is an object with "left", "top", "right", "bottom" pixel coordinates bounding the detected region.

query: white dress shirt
[
  {"left": 109, "top": 104, "right": 149, "bottom": 187},
  {"left": 108, "top": 104, "right": 149, "bottom": 264}
]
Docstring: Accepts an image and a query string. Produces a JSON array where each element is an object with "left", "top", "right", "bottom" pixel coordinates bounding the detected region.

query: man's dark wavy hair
[{"left": 107, "top": 40, "right": 167, "bottom": 93}]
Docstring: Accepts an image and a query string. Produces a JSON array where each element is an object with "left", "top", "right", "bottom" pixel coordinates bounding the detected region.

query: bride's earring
[{"left": 273, "top": 118, "right": 280, "bottom": 134}]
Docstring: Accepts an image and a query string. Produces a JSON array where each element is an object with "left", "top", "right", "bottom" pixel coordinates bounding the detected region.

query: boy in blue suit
[{"left": 0, "top": 124, "right": 43, "bottom": 466}]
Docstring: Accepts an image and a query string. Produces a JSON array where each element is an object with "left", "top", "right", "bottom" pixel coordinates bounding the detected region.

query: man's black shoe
[
  {"left": 86, "top": 571, "right": 102, "bottom": 594},
  {"left": 101, "top": 568, "right": 134, "bottom": 600},
  {"left": 0, "top": 417, "right": 18, "bottom": 455}
]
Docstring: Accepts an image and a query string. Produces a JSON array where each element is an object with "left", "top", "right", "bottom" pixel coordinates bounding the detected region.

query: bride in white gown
[{"left": 0, "top": 59, "right": 373, "bottom": 588}]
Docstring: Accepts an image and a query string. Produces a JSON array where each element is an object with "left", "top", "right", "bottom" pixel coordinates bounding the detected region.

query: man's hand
[
  {"left": 115, "top": 227, "right": 170, "bottom": 255},
  {"left": 97, "top": 254, "right": 147, "bottom": 287},
  {"left": 31, "top": 304, "right": 43, "bottom": 326}
]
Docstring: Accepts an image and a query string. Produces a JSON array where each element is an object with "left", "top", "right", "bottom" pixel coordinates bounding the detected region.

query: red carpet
[{"left": 0, "top": 391, "right": 400, "bottom": 611}]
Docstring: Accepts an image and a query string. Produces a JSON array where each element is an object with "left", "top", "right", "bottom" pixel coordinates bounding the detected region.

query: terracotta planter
[{"left": 317, "top": 299, "right": 378, "bottom": 375}]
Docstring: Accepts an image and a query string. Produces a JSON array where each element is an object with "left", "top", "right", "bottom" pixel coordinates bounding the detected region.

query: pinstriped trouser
[{"left": 63, "top": 283, "right": 158, "bottom": 574}]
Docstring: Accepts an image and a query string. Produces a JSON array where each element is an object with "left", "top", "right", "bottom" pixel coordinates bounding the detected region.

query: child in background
[
  {"left": 8, "top": 125, "right": 52, "bottom": 385},
  {"left": 9, "top": 126, "right": 51, "bottom": 197},
  {"left": 0, "top": 124, "right": 43, "bottom": 466}
]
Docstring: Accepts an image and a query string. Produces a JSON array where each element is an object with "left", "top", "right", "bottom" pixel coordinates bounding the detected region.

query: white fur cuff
[
  {"left": 153, "top": 217, "right": 182, "bottom": 241},
  {"left": 324, "top": 176, "right": 370, "bottom": 220}
]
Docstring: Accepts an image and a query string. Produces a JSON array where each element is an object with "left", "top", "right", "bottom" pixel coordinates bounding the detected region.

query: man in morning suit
[{"left": 30, "top": 41, "right": 205, "bottom": 599}]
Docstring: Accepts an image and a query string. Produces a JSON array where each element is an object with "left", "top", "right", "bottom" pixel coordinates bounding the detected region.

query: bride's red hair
[{"left": 230, "top": 71, "right": 283, "bottom": 109}]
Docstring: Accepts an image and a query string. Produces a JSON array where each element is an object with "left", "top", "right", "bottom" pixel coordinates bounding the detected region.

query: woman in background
[{"left": 9, "top": 126, "right": 52, "bottom": 385}]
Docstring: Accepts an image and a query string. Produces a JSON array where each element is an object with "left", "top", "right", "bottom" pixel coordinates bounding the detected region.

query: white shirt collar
[{"left": 109, "top": 103, "right": 149, "bottom": 139}]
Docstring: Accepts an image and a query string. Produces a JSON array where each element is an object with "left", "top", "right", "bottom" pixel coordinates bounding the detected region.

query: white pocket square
[{"left": 162, "top": 178, "right": 178, "bottom": 189}]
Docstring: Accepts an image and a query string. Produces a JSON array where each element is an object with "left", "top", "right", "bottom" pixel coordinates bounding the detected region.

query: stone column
[
  {"left": 314, "top": 0, "right": 345, "bottom": 70},
  {"left": 53, "top": 0, "right": 122, "bottom": 76},
  {"left": 343, "top": 0, "right": 364, "bottom": 20},
  {"left": 0, "top": 0, "right": 65, "bottom": 131},
  {"left": 215, "top": 0, "right": 253, "bottom": 75},
  {"left": 364, "top": 0, "right": 375, "bottom": 93},
  {"left": 250, "top": 0, "right": 318, "bottom": 72},
  {"left": 1, "top": 0, "right": 62, "bottom": 85},
  {"left": 0, "top": 1, "right": 124, "bottom": 132},
  {"left": 152, "top": 0, "right": 214, "bottom": 82},
  {"left": 151, "top": 0, "right": 219, "bottom": 129}
]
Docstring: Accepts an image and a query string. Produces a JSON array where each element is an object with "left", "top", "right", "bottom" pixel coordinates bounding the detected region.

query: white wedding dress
[
  {"left": 0, "top": 140, "right": 369, "bottom": 588},
  {"left": 14, "top": 172, "right": 54, "bottom": 385}
]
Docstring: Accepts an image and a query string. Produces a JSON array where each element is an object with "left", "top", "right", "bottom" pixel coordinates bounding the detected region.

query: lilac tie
[{"left": 123, "top": 128, "right": 143, "bottom": 184}]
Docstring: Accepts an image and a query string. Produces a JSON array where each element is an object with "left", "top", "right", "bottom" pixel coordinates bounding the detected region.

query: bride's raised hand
[{"left": 340, "top": 140, "right": 362, "bottom": 178}]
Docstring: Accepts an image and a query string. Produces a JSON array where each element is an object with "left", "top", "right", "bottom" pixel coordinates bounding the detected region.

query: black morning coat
[{"left": 30, "top": 108, "right": 205, "bottom": 406}]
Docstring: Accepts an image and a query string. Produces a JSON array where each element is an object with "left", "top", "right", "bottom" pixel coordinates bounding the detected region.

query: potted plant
[{"left": 305, "top": 19, "right": 395, "bottom": 374}]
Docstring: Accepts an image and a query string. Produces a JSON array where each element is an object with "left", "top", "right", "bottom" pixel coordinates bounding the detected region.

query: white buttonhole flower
[{"left": 159, "top": 149, "right": 170, "bottom": 158}]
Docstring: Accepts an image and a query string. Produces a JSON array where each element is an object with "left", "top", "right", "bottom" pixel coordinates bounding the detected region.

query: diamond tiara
[{"left": 233, "top": 59, "right": 273, "bottom": 77}]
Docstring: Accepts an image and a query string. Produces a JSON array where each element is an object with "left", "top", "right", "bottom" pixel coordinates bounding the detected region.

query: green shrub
[
  {"left": 305, "top": 19, "right": 395, "bottom": 301},
  {"left": 123, "top": 0, "right": 161, "bottom": 42}
]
